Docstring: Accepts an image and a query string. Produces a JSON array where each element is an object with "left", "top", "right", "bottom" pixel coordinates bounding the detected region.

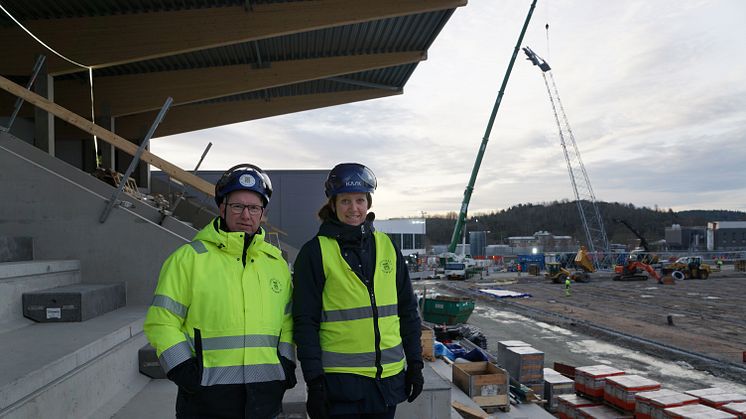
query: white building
[{"left": 374, "top": 218, "right": 426, "bottom": 256}]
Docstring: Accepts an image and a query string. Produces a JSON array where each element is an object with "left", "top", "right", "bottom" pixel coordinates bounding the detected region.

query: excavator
[
  {"left": 612, "top": 219, "right": 659, "bottom": 265},
  {"left": 613, "top": 255, "right": 662, "bottom": 283},
  {"left": 546, "top": 246, "right": 595, "bottom": 283}
]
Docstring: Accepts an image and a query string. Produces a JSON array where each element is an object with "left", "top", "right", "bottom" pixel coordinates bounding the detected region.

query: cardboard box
[{"left": 452, "top": 361, "right": 509, "bottom": 409}]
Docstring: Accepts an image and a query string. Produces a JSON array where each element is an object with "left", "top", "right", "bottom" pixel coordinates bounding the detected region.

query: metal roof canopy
[{"left": 1, "top": 0, "right": 465, "bottom": 139}]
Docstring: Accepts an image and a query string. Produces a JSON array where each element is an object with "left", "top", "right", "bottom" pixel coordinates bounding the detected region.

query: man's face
[
  {"left": 333, "top": 192, "right": 369, "bottom": 226},
  {"left": 219, "top": 190, "right": 264, "bottom": 234}
]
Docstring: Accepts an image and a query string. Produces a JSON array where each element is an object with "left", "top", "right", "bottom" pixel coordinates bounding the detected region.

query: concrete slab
[{"left": 0, "top": 305, "right": 147, "bottom": 414}]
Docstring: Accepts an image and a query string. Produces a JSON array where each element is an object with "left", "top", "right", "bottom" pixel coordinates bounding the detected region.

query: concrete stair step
[
  {"left": 0, "top": 260, "right": 81, "bottom": 334},
  {"left": 0, "top": 236, "right": 33, "bottom": 262},
  {"left": 0, "top": 305, "right": 148, "bottom": 418}
]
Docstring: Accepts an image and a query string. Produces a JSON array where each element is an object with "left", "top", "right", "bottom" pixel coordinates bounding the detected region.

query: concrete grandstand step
[
  {"left": 0, "top": 236, "right": 33, "bottom": 262},
  {"left": 0, "top": 306, "right": 148, "bottom": 418},
  {"left": 0, "top": 260, "right": 81, "bottom": 333}
]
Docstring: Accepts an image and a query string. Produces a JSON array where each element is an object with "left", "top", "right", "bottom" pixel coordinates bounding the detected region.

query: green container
[{"left": 423, "top": 296, "right": 475, "bottom": 325}]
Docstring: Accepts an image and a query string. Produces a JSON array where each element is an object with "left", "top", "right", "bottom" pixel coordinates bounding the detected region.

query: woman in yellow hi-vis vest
[{"left": 293, "top": 163, "right": 423, "bottom": 419}]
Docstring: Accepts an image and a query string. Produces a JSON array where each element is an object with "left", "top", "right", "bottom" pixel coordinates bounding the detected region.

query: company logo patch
[
  {"left": 380, "top": 259, "right": 393, "bottom": 274},
  {"left": 239, "top": 174, "right": 256, "bottom": 187},
  {"left": 270, "top": 278, "right": 282, "bottom": 293}
]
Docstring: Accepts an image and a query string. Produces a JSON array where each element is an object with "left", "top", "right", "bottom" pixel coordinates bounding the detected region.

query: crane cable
[{"left": 0, "top": 3, "right": 102, "bottom": 168}]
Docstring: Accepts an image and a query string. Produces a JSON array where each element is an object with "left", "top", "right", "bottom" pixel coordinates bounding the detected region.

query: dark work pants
[{"left": 330, "top": 406, "right": 397, "bottom": 419}]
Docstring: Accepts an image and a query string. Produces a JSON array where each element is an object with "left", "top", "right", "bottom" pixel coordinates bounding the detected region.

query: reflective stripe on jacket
[
  {"left": 318, "top": 232, "right": 405, "bottom": 378},
  {"left": 144, "top": 218, "right": 294, "bottom": 386}
]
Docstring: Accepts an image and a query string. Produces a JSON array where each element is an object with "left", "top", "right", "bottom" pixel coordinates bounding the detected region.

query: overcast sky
[{"left": 152, "top": 0, "right": 746, "bottom": 220}]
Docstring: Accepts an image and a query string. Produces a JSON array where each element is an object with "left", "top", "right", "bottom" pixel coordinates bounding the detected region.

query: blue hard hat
[
  {"left": 214, "top": 164, "right": 273, "bottom": 206},
  {"left": 324, "top": 163, "right": 377, "bottom": 197}
]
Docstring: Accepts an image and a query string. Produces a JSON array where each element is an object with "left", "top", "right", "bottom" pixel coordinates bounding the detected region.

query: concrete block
[
  {"left": 0, "top": 236, "right": 33, "bottom": 262},
  {"left": 23, "top": 282, "right": 126, "bottom": 322},
  {"left": 138, "top": 343, "right": 166, "bottom": 379}
]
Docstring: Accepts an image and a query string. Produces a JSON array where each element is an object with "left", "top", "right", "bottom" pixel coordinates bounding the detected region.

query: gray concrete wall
[{"left": 0, "top": 132, "right": 190, "bottom": 305}]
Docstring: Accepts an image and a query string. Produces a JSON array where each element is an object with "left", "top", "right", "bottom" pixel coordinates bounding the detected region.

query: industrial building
[
  {"left": 707, "top": 221, "right": 746, "bottom": 251},
  {"left": 373, "top": 218, "right": 427, "bottom": 256}
]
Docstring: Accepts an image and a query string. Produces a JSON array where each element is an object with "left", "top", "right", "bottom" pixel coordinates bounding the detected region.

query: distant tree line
[{"left": 423, "top": 200, "right": 746, "bottom": 247}]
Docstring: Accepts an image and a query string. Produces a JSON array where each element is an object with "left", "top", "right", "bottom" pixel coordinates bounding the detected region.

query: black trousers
[
  {"left": 330, "top": 406, "right": 397, "bottom": 419},
  {"left": 175, "top": 381, "right": 285, "bottom": 419}
]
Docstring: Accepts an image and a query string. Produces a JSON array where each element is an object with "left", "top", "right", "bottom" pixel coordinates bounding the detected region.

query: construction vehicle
[
  {"left": 612, "top": 219, "right": 659, "bottom": 265},
  {"left": 613, "top": 256, "right": 662, "bottom": 283},
  {"left": 546, "top": 247, "right": 595, "bottom": 283},
  {"left": 663, "top": 256, "right": 711, "bottom": 280}
]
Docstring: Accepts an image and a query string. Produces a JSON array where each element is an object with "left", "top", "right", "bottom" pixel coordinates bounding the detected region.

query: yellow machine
[
  {"left": 546, "top": 247, "right": 595, "bottom": 283},
  {"left": 663, "top": 256, "right": 711, "bottom": 280}
]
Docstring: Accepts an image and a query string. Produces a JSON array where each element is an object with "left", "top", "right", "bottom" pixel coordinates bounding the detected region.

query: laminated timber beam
[
  {"left": 113, "top": 89, "right": 399, "bottom": 140},
  {"left": 0, "top": 74, "right": 215, "bottom": 196},
  {"left": 54, "top": 51, "right": 426, "bottom": 117},
  {"left": 0, "top": 0, "right": 466, "bottom": 76}
]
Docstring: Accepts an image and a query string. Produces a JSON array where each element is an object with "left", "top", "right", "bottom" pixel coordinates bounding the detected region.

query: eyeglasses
[{"left": 227, "top": 203, "right": 263, "bottom": 215}]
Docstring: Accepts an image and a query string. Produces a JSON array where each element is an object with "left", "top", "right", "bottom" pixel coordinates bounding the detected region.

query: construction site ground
[{"left": 416, "top": 265, "right": 746, "bottom": 393}]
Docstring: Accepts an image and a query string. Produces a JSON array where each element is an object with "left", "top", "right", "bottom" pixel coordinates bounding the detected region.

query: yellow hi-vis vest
[{"left": 318, "top": 232, "right": 405, "bottom": 378}]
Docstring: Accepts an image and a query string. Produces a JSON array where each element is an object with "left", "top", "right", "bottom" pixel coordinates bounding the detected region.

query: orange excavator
[{"left": 613, "top": 256, "right": 662, "bottom": 283}]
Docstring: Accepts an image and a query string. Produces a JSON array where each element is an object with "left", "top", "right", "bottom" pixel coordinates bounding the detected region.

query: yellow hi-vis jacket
[
  {"left": 144, "top": 219, "right": 294, "bottom": 386},
  {"left": 318, "top": 232, "right": 405, "bottom": 379}
]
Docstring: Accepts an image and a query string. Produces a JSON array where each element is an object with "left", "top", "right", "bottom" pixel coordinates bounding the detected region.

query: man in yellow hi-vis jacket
[{"left": 144, "top": 164, "right": 295, "bottom": 419}]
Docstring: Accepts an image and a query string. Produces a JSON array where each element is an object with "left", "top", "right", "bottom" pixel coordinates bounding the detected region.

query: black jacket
[{"left": 292, "top": 214, "right": 423, "bottom": 414}]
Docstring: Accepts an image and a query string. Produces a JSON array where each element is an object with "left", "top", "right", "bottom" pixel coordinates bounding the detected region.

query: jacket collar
[{"left": 318, "top": 212, "right": 376, "bottom": 247}]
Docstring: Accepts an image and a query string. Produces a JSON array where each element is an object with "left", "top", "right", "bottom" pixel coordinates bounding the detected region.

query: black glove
[
  {"left": 405, "top": 363, "right": 424, "bottom": 403},
  {"left": 280, "top": 356, "right": 297, "bottom": 389},
  {"left": 166, "top": 358, "right": 201, "bottom": 394},
  {"left": 306, "top": 375, "right": 330, "bottom": 419}
]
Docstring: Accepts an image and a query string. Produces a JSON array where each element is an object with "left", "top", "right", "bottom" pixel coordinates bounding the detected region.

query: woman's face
[{"left": 334, "top": 192, "right": 369, "bottom": 226}]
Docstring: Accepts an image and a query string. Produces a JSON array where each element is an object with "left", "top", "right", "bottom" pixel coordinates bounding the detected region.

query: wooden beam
[
  {"left": 55, "top": 51, "right": 425, "bottom": 117},
  {"left": 0, "top": 0, "right": 465, "bottom": 75},
  {"left": 0, "top": 74, "right": 215, "bottom": 196},
  {"left": 114, "top": 89, "right": 400, "bottom": 139}
]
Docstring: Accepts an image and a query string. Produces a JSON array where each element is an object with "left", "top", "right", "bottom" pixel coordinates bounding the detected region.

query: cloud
[{"left": 152, "top": 0, "right": 746, "bottom": 218}]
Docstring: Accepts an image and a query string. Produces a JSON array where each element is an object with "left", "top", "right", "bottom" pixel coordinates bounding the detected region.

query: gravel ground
[{"left": 415, "top": 266, "right": 746, "bottom": 385}]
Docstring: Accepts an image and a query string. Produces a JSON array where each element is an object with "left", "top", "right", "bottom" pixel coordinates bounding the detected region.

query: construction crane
[
  {"left": 523, "top": 46, "right": 610, "bottom": 267},
  {"left": 447, "top": 0, "right": 538, "bottom": 253}
]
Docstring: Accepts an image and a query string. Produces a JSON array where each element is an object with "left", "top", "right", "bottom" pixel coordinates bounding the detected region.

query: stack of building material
[
  {"left": 634, "top": 389, "right": 699, "bottom": 419},
  {"left": 497, "top": 339, "right": 530, "bottom": 363},
  {"left": 603, "top": 374, "right": 660, "bottom": 412},
  {"left": 663, "top": 403, "right": 737, "bottom": 418},
  {"left": 575, "top": 365, "right": 625, "bottom": 399},
  {"left": 720, "top": 401, "right": 746, "bottom": 418},
  {"left": 685, "top": 388, "right": 746, "bottom": 408},
  {"left": 544, "top": 368, "right": 575, "bottom": 413},
  {"left": 577, "top": 404, "right": 633, "bottom": 418},
  {"left": 502, "top": 345, "right": 544, "bottom": 394},
  {"left": 556, "top": 394, "right": 600, "bottom": 419},
  {"left": 421, "top": 324, "right": 435, "bottom": 361}
]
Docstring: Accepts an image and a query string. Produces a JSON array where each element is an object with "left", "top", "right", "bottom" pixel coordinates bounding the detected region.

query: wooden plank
[
  {"left": 0, "top": 75, "right": 214, "bottom": 197},
  {"left": 451, "top": 401, "right": 489, "bottom": 419}
]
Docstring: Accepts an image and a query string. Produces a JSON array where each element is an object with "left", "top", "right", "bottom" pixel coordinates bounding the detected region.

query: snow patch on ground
[{"left": 565, "top": 339, "right": 746, "bottom": 393}]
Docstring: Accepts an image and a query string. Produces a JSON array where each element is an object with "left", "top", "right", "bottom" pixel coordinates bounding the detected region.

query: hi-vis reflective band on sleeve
[
  {"left": 322, "top": 304, "right": 398, "bottom": 322},
  {"left": 279, "top": 342, "right": 296, "bottom": 362},
  {"left": 151, "top": 294, "right": 188, "bottom": 318},
  {"left": 159, "top": 341, "right": 193, "bottom": 372}
]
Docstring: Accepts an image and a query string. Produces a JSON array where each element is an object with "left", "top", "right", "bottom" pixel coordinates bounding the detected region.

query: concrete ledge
[
  {"left": 0, "top": 260, "right": 81, "bottom": 333},
  {"left": 0, "top": 260, "right": 80, "bottom": 280},
  {"left": 0, "top": 305, "right": 147, "bottom": 415}
]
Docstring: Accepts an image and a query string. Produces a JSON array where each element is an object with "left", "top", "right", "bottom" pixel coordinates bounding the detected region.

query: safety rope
[{"left": 0, "top": 3, "right": 102, "bottom": 168}]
